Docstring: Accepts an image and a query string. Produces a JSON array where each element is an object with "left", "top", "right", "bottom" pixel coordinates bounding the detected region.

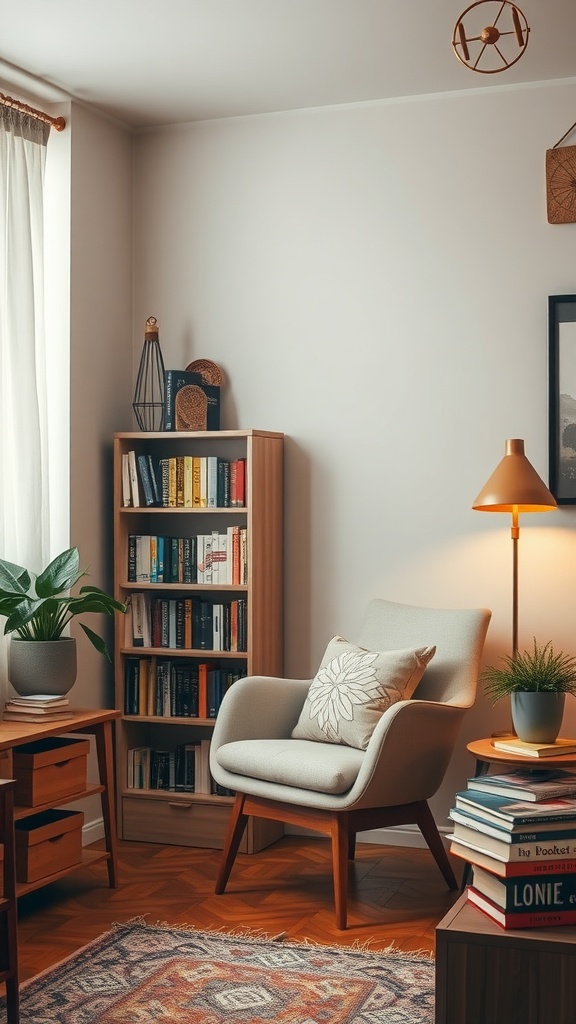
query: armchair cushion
[
  {"left": 215, "top": 738, "right": 365, "bottom": 794},
  {"left": 291, "top": 636, "right": 436, "bottom": 750}
]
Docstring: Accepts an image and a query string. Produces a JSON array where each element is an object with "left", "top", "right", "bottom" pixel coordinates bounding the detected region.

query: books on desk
[
  {"left": 2, "top": 695, "right": 75, "bottom": 722},
  {"left": 450, "top": 766, "right": 576, "bottom": 928}
]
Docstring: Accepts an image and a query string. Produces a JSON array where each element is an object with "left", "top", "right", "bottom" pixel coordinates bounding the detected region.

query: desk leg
[
  {"left": 93, "top": 720, "right": 119, "bottom": 889},
  {"left": 460, "top": 758, "right": 490, "bottom": 892},
  {"left": 1, "top": 781, "right": 19, "bottom": 1024}
]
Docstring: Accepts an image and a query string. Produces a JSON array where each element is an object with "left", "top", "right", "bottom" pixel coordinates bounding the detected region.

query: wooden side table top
[
  {"left": 467, "top": 737, "right": 576, "bottom": 771},
  {"left": 438, "top": 891, "right": 576, "bottom": 949},
  {"left": 0, "top": 708, "right": 120, "bottom": 751}
]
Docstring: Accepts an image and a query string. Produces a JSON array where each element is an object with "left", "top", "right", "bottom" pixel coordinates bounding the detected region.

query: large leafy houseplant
[{"left": 0, "top": 546, "right": 125, "bottom": 661}]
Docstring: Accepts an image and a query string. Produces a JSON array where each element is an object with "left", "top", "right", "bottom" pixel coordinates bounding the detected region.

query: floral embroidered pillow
[{"left": 291, "top": 636, "right": 436, "bottom": 751}]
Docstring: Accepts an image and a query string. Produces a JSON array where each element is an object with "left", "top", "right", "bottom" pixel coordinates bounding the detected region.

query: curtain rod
[{"left": 0, "top": 91, "right": 66, "bottom": 131}]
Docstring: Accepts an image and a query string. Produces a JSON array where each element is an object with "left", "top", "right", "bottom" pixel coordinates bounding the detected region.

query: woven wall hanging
[{"left": 546, "top": 120, "right": 576, "bottom": 225}]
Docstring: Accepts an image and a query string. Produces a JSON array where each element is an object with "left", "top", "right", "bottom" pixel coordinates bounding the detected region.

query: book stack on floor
[
  {"left": 2, "top": 694, "right": 75, "bottom": 723},
  {"left": 448, "top": 757, "right": 576, "bottom": 929}
]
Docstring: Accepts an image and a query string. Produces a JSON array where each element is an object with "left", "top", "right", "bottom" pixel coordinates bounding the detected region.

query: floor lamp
[{"left": 472, "top": 439, "right": 557, "bottom": 659}]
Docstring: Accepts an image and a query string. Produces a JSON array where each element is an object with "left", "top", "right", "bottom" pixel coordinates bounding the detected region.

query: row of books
[
  {"left": 128, "top": 528, "right": 248, "bottom": 586},
  {"left": 449, "top": 763, "right": 576, "bottom": 928},
  {"left": 125, "top": 594, "right": 248, "bottom": 652},
  {"left": 2, "top": 694, "right": 74, "bottom": 723},
  {"left": 124, "top": 656, "right": 246, "bottom": 718},
  {"left": 127, "top": 738, "right": 233, "bottom": 796},
  {"left": 123, "top": 450, "right": 245, "bottom": 509}
]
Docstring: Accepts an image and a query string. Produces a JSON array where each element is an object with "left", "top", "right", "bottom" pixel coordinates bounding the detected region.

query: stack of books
[
  {"left": 2, "top": 695, "right": 75, "bottom": 723},
  {"left": 448, "top": 766, "right": 576, "bottom": 928},
  {"left": 490, "top": 736, "right": 576, "bottom": 759}
]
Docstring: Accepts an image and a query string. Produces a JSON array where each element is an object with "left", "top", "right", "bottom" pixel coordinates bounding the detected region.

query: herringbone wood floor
[
  {"left": 15, "top": 835, "right": 462, "bottom": 982},
  {"left": 14, "top": 831, "right": 461, "bottom": 983}
]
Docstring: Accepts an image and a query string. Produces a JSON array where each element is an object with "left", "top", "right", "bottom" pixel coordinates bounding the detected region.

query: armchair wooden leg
[
  {"left": 331, "top": 813, "right": 350, "bottom": 930},
  {"left": 415, "top": 800, "right": 458, "bottom": 890},
  {"left": 215, "top": 793, "right": 249, "bottom": 894},
  {"left": 348, "top": 831, "right": 356, "bottom": 861}
]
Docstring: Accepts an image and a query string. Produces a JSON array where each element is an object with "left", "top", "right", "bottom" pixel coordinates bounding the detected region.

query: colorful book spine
[{"left": 467, "top": 885, "right": 576, "bottom": 929}]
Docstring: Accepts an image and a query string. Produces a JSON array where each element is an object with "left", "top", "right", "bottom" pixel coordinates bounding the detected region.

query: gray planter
[
  {"left": 8, "top": 637, "right": 77, "bottom": 697},
  {"left": 511, "top": 691, "right": 566, "bottom": 744}
]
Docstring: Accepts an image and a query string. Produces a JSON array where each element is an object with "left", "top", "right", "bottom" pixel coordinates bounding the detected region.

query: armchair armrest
[
  {"left": 351, "top": 699, "right": 467, "bottom": 809},
  {"left": 211, "top": 675, "right": 311, "bottom": 750}
]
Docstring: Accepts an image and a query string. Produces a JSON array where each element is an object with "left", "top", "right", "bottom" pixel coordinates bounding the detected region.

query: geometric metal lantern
[
  {"left": 453, "top": 1, "right": 530, "bottom": 75},
  {"left": 132, "top": 316, "right": 166, "bottom": 431}
]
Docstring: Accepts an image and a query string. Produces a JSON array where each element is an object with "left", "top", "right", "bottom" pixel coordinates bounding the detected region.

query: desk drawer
[
  {"left": 14, "top": 738, "right": 89, "bottom": 806},
  {"left": 15, "top": 808, "right": 83, "bottom": 883}
]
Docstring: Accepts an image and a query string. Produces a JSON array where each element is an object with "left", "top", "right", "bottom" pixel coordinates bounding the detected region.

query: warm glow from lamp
[{"left": 473, "top": 439, "right": 557, "bottom": 657}]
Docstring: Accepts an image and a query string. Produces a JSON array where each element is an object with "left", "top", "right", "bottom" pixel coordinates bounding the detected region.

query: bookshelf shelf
[{"left": 113, "top": 429, "right": 284, "bottom": 853}]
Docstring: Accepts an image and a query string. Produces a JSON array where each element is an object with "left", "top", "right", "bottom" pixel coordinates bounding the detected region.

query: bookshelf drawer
[
  {"left": 122, "top": 794, "right": 283, "bottom": 853},
  {"left": 13, "top": 738, "right": 89, "bottom": 807},
  {"left": 122, "top": 794, "right": 232, "bottom": 849},
  {"left": 15, "top": 809, "right": 84, "bottom": 883}
]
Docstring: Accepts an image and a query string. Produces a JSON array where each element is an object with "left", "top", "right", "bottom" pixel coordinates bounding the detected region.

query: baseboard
[
  {"left": 83, "top": 815, "right": 105, "bottom": 845},
  {"left": 285, "top": 824, "right": 452, "bottom": 849},
  {"left": 84, "top": 816, "right": 451, "bottom": 851}
]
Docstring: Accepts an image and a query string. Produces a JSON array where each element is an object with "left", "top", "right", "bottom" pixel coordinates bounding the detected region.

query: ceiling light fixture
[{"left": 453, "top": 1, "right": 530, "bottom": 75}]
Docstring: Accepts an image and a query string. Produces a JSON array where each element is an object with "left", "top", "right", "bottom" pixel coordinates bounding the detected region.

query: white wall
[
  {"left": 69, "top": 101, "right": 134, "bottom": 711},
  {"left": 133, "top": 79, "right": 576, "bottom": 839},
  {"left": 66, "top": 103, "right": 133, "bottom": 839}
]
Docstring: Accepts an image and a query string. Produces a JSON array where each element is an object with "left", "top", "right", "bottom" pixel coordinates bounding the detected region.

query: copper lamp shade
[
  {"left": 473, "top": 439, "right": 557, "bottom": 513},
  {"left": 473, "top": 439, "right": 557, "bottom": 658}
]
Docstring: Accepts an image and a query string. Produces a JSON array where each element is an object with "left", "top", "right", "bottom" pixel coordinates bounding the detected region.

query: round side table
[{"left": 467, "top": 737, "right": 576, "bottom": 777}]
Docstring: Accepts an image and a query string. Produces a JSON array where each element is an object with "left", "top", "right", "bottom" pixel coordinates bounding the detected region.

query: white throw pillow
[{"left": 291, "top": 636, "right": 436, "bottom": 750}]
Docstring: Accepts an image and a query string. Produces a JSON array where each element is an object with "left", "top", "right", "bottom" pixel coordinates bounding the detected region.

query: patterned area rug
[{"left": 8, "top": 921, "right": 436, "bottom": 1023}]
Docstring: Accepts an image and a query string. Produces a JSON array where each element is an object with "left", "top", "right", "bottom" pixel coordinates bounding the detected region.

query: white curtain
[{"left": 0, "top": 107, "right": 51, "bottom": 699}]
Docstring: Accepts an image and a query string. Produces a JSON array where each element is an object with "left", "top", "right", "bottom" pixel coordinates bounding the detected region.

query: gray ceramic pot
[
  {"left": 511, "top": 691, "right": 565, "bottom": 744},
  {"left": 8, "top": 637, "right": 77, "bottom": 697}
]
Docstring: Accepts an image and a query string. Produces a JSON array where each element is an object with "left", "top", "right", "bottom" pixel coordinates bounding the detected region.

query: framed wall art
[{"left": 549, "top": 294, "right": 576, "bottom": 503}]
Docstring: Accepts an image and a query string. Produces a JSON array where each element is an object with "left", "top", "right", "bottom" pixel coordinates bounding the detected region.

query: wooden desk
[
  {"left": 436, "top": 892, "right": 576, "bottom": 1024},
  {"left": 0, "top": 708, "right": 120, "bottom": 895},
  {"left": 0, "top": 779, "right": 19, "bottom": 1024}
]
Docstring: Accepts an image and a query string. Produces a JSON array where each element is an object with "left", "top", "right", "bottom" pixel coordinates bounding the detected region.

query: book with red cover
[
  {"left": 467, "top": 884, "right": 576, "bottom": 929},
  {"left": 450, "top": 838, "right": 576, "bottom": 878}
]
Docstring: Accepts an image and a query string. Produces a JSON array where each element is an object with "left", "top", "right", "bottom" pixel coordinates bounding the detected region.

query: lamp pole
[{"left": 511, "top": 505, "right": 519, "bottom": 660}]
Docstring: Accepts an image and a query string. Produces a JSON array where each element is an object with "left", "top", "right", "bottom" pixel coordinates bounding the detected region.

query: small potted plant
[
  {"left": 483, "top": 639, "right": 576, "bottom": 743},
  {"left": 0, "top": 546, "right": 126, "bottom": 696}
]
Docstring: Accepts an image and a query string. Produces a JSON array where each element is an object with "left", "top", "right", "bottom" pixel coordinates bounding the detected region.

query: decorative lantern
[
  {"left": 453, "top": 2, "right": 530, "bottom": 75},
  {"left": 132, "top": 316, "right": 166, "bottom": 431}
]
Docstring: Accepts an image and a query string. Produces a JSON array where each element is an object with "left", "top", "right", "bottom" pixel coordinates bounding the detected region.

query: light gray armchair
[{"left": 210, "top": 598, "right": 491, "bottom": 929}]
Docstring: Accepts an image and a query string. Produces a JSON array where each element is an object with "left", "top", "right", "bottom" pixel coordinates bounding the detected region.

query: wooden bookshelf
[{"left": 113, "top": 430, "right": 284, "bottom": 852}]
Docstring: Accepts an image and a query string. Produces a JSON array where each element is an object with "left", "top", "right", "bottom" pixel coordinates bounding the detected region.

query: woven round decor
[
  {"left": 175, "top": 385, "right": 208, "bottom": 430},
  {"left": 185, "top": 358, "right": 223, "bottom": 386}
]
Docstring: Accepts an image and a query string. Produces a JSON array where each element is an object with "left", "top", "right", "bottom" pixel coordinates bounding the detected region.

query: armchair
[{"left": 210, "top": 598, "right": 491, "bottom": 928}]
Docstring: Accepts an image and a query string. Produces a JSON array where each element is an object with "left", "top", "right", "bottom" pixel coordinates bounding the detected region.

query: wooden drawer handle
[
  {"left": 48, "top": 834, "right": 66, "bottom": 843},
  {"left": 55, "top": 760, "right": 72, "bottom": 768},
  {"left": 168, "top": 802, "right": 193, "bottom": 810}
]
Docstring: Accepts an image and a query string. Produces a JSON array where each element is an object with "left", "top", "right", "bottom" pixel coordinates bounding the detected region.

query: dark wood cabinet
[{"left": 436, "top": 893, "right": 576, "bottom": 1024}]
